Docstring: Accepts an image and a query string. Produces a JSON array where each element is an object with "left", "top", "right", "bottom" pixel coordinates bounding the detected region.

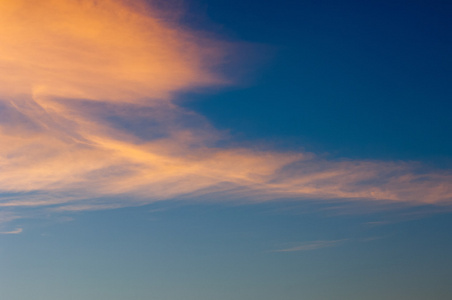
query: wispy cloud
[
  {"left": 360, "top": 235, "right": 392, "bottom": 242},
  {"left": 0, "top": 0, "right": 451, "bottom": 224},
  {"left": 273, "top": 240, "right": 346, "bottom": 252},
  {"left": 365, "top": 221, "right": 393, "bottom": 226},
  {"left": 0, "top": 228, "right": 23, "bottom": 235}
]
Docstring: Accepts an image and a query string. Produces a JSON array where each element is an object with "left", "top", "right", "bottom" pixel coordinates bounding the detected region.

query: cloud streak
[
  {"left": 0, "top": 228, "right": 23, "bottom": 235},
  {"left": 0, "top": 0, "right": 451, "bottom": 223},
  {"left": 273, "top": 240, "right": 346, "bottom": 252}
]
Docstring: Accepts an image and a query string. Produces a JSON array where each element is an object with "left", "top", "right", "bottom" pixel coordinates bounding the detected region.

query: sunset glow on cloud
[
  {"left": 0, "top": 0, "right": 224, "bottom": 101},
  {"left": 0, "top": 0, "right": 451, "bottom": 223}
]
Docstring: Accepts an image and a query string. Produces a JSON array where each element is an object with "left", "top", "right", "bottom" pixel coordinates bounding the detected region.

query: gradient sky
[{"left": 1, "top": 0, "right": 452, "bottom": 299}]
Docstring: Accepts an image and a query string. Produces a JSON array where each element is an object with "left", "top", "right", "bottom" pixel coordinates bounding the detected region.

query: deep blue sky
[{"left": 183, "top": 0, "right": 452, "bottom": 163}]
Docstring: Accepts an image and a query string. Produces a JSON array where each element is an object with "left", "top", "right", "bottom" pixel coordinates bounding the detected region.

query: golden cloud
[
  {"left": 0, "top": 0, "right": 451, "bottom": 219},
  {"left": 0, "top": 0, "right": 223, "bottom": 101}
]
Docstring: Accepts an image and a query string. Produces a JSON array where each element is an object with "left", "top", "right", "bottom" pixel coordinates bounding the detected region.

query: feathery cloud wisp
[
  {"left": 0, "top": 228, "right": 23, "bottom": 235},
  {"left": 0, "top": 0, "right": 451, "bottom": 223},
  {"left": 273, "top": 240, "right": 346, "bottom": 252}
]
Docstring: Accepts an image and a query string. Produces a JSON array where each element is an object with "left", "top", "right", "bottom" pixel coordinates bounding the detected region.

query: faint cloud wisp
[
  {"left": 0, "top": 228, "right": 23, "bottom": 235},
  {"left": 273, "top": 240, "right": 346, "bottom": 252}
]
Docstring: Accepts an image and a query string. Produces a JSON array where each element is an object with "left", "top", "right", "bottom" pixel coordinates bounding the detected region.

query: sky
[{"left": 0, "top": 0, "right": 451, "bottom": 299}]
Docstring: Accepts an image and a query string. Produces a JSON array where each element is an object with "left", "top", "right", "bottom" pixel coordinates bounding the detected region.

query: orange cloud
[
  {"left": 0, "top": 0, "right": 451, "bottom": 221},
  {"left": 0, "top": 0, "right": 224, "bottom": 102}
]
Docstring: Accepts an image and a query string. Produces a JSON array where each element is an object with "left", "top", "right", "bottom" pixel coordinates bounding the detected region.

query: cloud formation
[
  {"left": 0, "top": 0, "right": 451, "bottom": 222},
  {"left": 0, "top": 0, "right": 223, "bottom": 101}
]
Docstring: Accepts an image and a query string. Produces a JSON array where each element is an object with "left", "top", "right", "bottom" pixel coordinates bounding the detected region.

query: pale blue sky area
[{"left": 1, "top": 202, "right": 452, "bottom": 299}]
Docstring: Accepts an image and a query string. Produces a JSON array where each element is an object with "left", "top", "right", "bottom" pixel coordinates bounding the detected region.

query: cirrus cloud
[{"left": 0, "top": 0, "right": 451, "bottom": 223}]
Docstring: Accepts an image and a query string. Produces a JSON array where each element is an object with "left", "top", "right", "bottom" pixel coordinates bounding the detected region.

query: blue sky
[
  {"left": 185, "top": 0, "right": 452, "bottom": 161},
  {"left": 0, "top": 0, "right": 451, "bottom": 299}
]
